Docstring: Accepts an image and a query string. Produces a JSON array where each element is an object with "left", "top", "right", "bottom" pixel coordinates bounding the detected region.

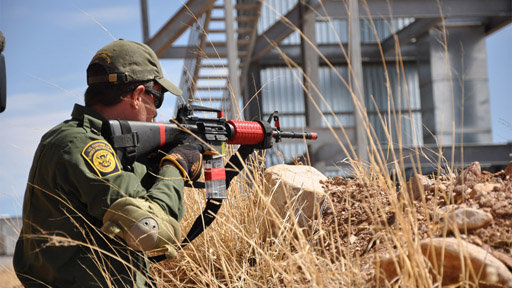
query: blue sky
[
  {"left": 0, "top": 1, "right": 510, "bottom": 216},
  {"left": 0, "top": 0, "right": 186, "bottom": 216}
]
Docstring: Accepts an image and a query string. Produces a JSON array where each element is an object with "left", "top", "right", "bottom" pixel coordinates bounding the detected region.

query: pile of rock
[
  {"left": 379, "top": 161, "right": 512, "bottom": 287},
  {"left": 262, "top": 161, "right": 512, "bottom": 287}
]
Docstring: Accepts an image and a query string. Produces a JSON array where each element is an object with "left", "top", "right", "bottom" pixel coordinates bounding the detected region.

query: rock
[
  {"left": 407, "top": 174, "right": 434, "bottom": 201},
  {"left": 263, "top": 164, "right": 327, "bottom": 237},
  {"left": 453, "top": 184, "right": 470, "bottom": 201},
  {"left": 491, "top": 250, "right": 512, "bottom": 271},
  {"left": 504, "top": 161, "right": 512, "bottom": 178},
  {"left": 473, "top": 183, "right": 501, "bottom": 200},
  {"left": 376, "top": 238, "right": 512, "bottom": 287},
  {"left": 456, "top": 162, "right": 481, "bottom": 188},
  {"left": 493, "top": 201, "right": 512, "bottom": 216},
  {"left": 438, "top": 183, "right": 447, "bottom": 193},
  {"left": 473, "top": 183, "right": 501, "bottom": 194},
  {"left": 420, "top": 238, "right": 512, "bottom": 287},
  {"left": 441, "top": 207, "right": 493, "bottom": 231}
]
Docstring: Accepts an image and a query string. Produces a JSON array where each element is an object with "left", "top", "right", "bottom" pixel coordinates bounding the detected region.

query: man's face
[{"left": 134, "top": 83, "right": 162, "bottom": 122}]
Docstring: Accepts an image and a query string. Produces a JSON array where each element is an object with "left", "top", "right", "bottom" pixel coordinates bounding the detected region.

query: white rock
[
  {"left": 263, "top": 164, "right": 327, "bottom": 237},
  {"left": 442, "top": 207, "right": 493, "bottom": 231}
]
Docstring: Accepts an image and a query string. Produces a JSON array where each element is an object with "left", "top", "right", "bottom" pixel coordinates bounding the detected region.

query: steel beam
[
  {"left": 224, "top": 0, "right": 241, "bottom": 119},
  {"left": 378, "top": 18, "right": 441, "bottom": 57},
  {"left": 252, "top": 4, "right": 300, "bottom": 62},
  {"left": 158, "top": 45, "right": 225, "bottom": 59},
  {"left": 320, "top": 0, "right": 511, "bottom": 19},
  {"left": 257, "top": 43, "right": 417, "bottom": 65},
  {"left": 300, "top": 1, "right": 322, "bottom": 129},
  {"left": 348, "top": 0, "right": 368, "bottom": 162},
  {"left": 418, "top": 26, "right": 492, "bottom": 145},
  {"left": 484, "top": 16, "right": 512, "bottom": 34},
  {"left": 146, "top": 0, "right": 216, "bottom": 56},
  {"left": 156, "top": 42, "right": 418, "bottom": 62},
  {"left": 244, "top": 63, "right": 262, "bottom": 121}
]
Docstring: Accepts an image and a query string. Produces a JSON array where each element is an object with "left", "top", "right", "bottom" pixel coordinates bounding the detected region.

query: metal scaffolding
[{"left": 141, "top": 0, "right": 512, "bottom": 174}]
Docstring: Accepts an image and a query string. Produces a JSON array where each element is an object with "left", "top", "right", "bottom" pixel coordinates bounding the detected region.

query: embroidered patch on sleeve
[{"left": 82, "top": 140, "right": 121, "bottom": 177}]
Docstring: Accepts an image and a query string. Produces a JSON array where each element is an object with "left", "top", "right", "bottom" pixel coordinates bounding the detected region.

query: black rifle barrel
[{"left": 274, "top": 130, "right": 318, "bottom": 140}]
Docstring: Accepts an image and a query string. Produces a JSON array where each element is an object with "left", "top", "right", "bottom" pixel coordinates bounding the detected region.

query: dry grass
[
  {"left": 141, "top": 1, "right": 492, "bottom": 287},
  {"left": 0, "top": 264, "right": 22, "bottom": 288}
]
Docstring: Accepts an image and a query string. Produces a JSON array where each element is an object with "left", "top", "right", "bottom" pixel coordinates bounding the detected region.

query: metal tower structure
[
  {"left": 141, "top": 0, "right": 512, "bottom": 175},
  {"left": 140, "top": 0, "right": 262, "bottom": 120}
]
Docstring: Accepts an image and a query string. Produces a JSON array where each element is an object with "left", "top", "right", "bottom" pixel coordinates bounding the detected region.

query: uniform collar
[{"left": 71, "top": 104, "right": 107, "bottom": 133}]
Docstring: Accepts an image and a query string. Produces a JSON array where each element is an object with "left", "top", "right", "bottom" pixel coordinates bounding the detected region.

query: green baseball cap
[{"left": 87, "top": 39, "right": 182, "bottom": 96}]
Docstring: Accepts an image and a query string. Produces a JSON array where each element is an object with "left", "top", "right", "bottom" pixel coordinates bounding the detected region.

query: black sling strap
[
  {"left": 181, "top": 145, "right": 255, "bottom": 246},
  {"left": 111, "top": 120, "right": 139, "bottom": 171}
]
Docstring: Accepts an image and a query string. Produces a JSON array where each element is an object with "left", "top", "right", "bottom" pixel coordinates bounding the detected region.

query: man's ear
[{"left": 130, "top": 85, "right": 146, "bottom": 108}]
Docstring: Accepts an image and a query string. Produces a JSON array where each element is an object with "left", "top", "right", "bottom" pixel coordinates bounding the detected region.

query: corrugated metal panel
[
  {"left": 260, "top": 67, "right": 305, "bottom": 127},
  {"left": 258, "top": 0, "right": 297, "bottom": 33},
  {"left": 363, "top": 62, "right": 423, "bottom": 146},
  {"left": 316, "top": 20, "right": 348, "bottom": 43},
  {"left": 260, "top": 67, "right": 306, "bottom": 165},
  {"left": 256, "top": 8, "right": 422, "bottom": 165},
  {"left": 258, "top": 0, "right": 300, "bottom": 44},
  {"left": 318, "top": 66, "right": 354, "bottom": 127},
  {"left": 360, "top": 17, "right": 415, "bottom": 42},
  {"left": 258, "top": 2, "right": 414, "bottom": 44},
  {"left": 316, "top": 18, "right": 415, "bottom": 44},
  {"left": 260, "top": 62, "right": 423, "bottom": 165}
]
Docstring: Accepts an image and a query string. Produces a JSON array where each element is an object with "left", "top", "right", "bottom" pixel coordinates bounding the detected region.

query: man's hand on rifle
[{"left": 160, "top": 143, "right": 206, "bottom": 182}]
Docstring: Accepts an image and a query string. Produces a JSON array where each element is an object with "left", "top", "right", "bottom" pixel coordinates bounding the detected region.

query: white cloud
[{"left": 55, "top": 5, "right": 139, "bottom": 28}]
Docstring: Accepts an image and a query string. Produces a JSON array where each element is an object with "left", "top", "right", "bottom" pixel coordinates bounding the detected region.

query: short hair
[{"left": 84, "top": 63, "right": 154, "bottom": 107}]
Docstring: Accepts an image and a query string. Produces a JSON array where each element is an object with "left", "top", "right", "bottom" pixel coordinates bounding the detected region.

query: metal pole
[
  {"left": 224, "top": 0, "right": 242, "bottom": 119},
  {"left": 299, "top": 0, "right": 321, "bottom": 128},
  {"left": 140, "top": 0, "right": 150, "bottom": 42},
  {"left": 348, "top": 0, "right": 368, "bottom": 162},
  {"left": 299, "top": 0, "right": 321, "bottom": 165}
]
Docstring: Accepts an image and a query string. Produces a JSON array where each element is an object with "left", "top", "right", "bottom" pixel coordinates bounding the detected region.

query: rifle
[{"left": 102, "top": 104, "right": 317, "bottom": 255}]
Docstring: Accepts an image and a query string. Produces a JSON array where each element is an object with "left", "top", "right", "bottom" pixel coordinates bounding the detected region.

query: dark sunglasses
[{"left": 144, "top": 87, "right": 164, "bottom": 109}]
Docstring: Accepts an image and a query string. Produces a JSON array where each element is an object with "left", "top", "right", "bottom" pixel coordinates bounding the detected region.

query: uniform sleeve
[{"left": 56, "top": 136, "right": 186, "bottom": 223}]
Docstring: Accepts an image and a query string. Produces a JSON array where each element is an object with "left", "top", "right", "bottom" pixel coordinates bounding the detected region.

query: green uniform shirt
[{"left": 13, "top": 104, "right": 185, "bottom": 287}]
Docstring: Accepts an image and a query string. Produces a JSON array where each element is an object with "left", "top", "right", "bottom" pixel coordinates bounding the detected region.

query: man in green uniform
[{"left": 13, "top": 39, "right": 202, "bottom": 287}]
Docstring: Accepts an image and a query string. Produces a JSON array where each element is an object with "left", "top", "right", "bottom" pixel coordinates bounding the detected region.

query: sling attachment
[{"left": 110, "top": 120, "right": 139, "bottom": 171}]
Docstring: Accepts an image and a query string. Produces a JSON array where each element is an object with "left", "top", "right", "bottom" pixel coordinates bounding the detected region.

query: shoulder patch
[{"left": 82, "top": 140, "right": 121, "bottom": 177}]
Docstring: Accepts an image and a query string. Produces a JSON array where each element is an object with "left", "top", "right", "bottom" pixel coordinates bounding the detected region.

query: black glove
[{"left": 160, "top": 143, "right": 206, "bottom": 181}]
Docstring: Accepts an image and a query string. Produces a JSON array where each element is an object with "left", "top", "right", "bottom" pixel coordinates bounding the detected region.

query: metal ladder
[{"left": 179, "top": 0, "right": 262, "bottom": 119}]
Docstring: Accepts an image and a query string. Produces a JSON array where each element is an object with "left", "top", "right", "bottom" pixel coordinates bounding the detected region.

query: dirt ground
[
  {"left": 320, "top": 161, "right": 512, "bottom": 283},
  {"left": 2, "top": 162, "right": 510, "bottom": 287}
]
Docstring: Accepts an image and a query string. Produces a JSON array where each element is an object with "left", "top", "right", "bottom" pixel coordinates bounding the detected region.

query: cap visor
[{"left": 155, "top": 77, "right": 182, "bottom": 96}]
